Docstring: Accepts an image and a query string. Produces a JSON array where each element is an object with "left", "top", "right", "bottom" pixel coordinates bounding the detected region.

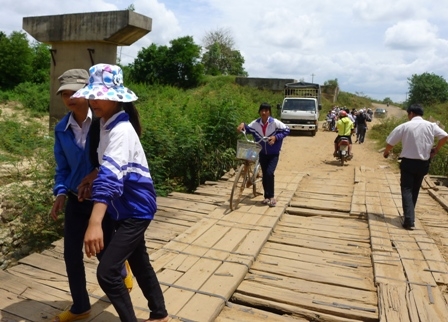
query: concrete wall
[
  {"left": 49, "top": 42, "right": 117, "bottom": 122},
  {"left": 235, "top": 77, "right": 297, "bottom": 92}
]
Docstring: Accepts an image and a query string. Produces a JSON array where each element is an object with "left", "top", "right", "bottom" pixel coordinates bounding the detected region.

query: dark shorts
[{"left": 334, "top": 135, "right": 352, "bottom": 144}]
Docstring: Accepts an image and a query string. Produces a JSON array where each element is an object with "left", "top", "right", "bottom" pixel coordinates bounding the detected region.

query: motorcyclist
[{"left": 334, "top": 110, "right": 354, "bottom": 158}]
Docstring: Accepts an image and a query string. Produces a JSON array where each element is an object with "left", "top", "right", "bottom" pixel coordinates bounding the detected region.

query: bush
[{"left": 14, "top": 82, "right": 50, "bottom": 116}]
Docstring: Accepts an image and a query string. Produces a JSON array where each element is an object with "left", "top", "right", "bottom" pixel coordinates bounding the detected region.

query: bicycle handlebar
[{"left": 240, "top": 129, "right": 269, "bottom": 144}]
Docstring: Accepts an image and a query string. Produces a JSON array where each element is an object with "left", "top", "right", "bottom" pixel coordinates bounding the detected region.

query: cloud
[
  {"left": 385, "top": 20, "right": 439, "bottom": 50},
  {"left": 0, "top": 0, "right": 447, "bottom": 103}
]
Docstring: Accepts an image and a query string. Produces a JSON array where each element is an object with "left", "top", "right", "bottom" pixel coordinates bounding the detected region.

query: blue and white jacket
[
  {"left": 91, "top": 111, "right": 157, "bottom": 221},
  {"left": 244, "top": 117, "right": 290, "bottom": 155},
  {"left": 53, "top": 112, "right": 95, "bottom": 196}
]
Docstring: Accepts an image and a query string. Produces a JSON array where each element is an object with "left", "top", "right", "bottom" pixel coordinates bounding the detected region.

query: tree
[
  {"left": 30, "top": 41, "right": 51, "bottom": 83},
  {"left": 129, "top": 36, "right": 203, "bottom": 88},
  {"left": 407, "top": 72, "right": 448, "bottom": 106},
  {"left": 0, "top": 31, "right": 33, "bottom": 89},
  {"left": 128, "top": 43, "right": 168, "bottom": 84},
  {"left": 324, "top": 79, "right": 338, "bottom": 88},
  {"left": 165, "top": 36, "right": 204, "bottom": 88},
  {"left": 201, "top": 28, "right": 247, "bottom": 76}
]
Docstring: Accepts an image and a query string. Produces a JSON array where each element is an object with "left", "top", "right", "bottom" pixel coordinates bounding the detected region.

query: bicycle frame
[{"left": 229, "top": 130, "right": 266, "bottom": 210}]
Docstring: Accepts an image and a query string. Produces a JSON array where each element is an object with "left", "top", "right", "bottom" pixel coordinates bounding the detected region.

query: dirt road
[{"left": 279, "top": 103, "right": 406, "bottom": 173}]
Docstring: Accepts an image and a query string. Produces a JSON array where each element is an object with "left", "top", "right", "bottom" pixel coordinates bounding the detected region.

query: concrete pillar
[{"left": 22, "top": 10, "right": 152, "bottom": 126}]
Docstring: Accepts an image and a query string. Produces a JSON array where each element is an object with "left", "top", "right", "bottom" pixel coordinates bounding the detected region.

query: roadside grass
[{"left": 2, "top": 76, "right": 448, "bottom": 257}]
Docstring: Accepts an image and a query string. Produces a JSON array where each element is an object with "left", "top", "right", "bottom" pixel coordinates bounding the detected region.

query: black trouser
[
  {"left": 258, "top": 153, "right": 279, "bottom": 199},
  {"left": 400, "top": 158, "right": 430, "bottom": 225},
  {"left": 357, "top": 124, "right": 367, "bottom": 143},
  {"left": 64, "top": 194, "right": 115, "bottom": 314},
  {"left": 97, "top": 218, "right": 168, "bottom": 322}
]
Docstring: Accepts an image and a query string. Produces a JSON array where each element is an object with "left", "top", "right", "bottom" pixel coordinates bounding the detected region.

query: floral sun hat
[{"left": 71, "top": 63, "right": 138, "bottom": 102}]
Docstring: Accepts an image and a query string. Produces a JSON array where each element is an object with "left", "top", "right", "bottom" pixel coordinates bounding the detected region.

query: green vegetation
[{"left": 2, "top": 24, "right": 448, "bottom": 259}]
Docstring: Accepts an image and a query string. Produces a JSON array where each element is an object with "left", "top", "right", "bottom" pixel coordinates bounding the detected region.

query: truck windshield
[{"left": 283, "top": 99, "right": 315, "bottom": 112}]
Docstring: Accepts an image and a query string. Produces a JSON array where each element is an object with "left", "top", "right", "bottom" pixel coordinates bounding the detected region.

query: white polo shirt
[{"left": 386, "top": 116, "right": 448, "bottom": 160}]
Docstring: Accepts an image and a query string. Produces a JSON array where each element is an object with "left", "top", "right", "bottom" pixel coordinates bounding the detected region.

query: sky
[{"left": 1, "top": 0, "right": 448, "bottom": 103}]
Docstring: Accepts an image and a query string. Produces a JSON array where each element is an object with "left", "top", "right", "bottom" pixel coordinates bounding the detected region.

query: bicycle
[{"left": 229, "top": 130, "right": 266, "bottom": 211}]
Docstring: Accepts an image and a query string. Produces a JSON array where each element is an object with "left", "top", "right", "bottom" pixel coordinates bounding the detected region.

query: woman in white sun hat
[
  {"left": 51, "top": 68, "right": 133, "bottom": 322},
  {"left": 73, "top": 63, "right": 168, "bottom": 322}
]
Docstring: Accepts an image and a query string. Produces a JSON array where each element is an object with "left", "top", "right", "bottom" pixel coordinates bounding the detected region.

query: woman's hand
[
  {"left": 84, "top": 202, "right": 107, "bottom": 258},
  {"left": 50, "top": 195, "right": 66, "bottom": 221},
  {"left": 77, "top": 168, "right": 99, "bottom": 201},
  {"left": 84, "top": 222, "right": 103, "bottom": 258},
  {"left": 236, "top": 123, "right": 245, "bottom": 132}
]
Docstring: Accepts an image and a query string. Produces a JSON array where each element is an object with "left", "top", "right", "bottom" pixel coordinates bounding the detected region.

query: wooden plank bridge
[{"left": 2, "top": 160, "right": 448, "bottom": 321}]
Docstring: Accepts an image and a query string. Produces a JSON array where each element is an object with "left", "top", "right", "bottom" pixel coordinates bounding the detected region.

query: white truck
[{"left": 277, "top": 82, "right": 322, "bottom": 136}]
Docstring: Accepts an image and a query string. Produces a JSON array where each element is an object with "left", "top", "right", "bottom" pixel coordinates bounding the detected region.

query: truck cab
[{"left": 278, "top": 82, "right": 322, "bottom": 136}]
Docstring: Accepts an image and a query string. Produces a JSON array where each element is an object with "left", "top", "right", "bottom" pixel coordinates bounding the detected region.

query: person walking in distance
[
  {"left": 355, "top": 109, "right": 368, "bottom": 144},
  {"left": 237, "top": 103, "right": 290, "bottom": 207},
  {"left": 50, "top": 69, "right": 133, "bottom": 322},
  {"left": 72, "top": 64, "right": 169, "bottom": 322},
  {"left": 383, "top": 104, "right": 448, "bottom": 230}
]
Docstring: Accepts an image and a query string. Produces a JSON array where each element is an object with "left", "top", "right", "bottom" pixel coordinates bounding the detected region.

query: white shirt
[
  {"left": 65, "top": 109, "right": 92, "bottom": 149},
  {"left": 386, "top": 116, "right": 448, "bottom": 160}
]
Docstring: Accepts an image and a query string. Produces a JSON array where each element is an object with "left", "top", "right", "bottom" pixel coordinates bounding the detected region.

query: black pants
[
  {"left": 357, "top": 125, "right": 367, "bottom": 143},
  {"left": 64, "top": 194, "right": 115, "bottom": 314},
  {"left": 400, "top": 158, "right": 430, "bottom": 225},
  {"left": 97, "top": 218, "right": 168, "bottom": 322},
  {"left": 258, "top": 153, "right": 279, "bottom": 199}
]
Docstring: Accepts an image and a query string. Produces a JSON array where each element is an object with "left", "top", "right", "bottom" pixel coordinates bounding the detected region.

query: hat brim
[
  {"left": 57, "top": 83, "right": 86, "bottom": 95},
  {"left": 72, "top": 85, "right": 138, "bottom": 102}
]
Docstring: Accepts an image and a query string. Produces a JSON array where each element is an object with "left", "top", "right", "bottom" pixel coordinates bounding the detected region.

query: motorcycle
[
  {"left": 335, "top": 137, "right": 352, "bottom": 165},
  {"left": 322, "top": 117, "right": 333, "bottom": 131}
]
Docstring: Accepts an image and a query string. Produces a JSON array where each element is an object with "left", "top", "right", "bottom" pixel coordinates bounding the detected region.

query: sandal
[
  {"left": 268, "top": 198, "right": 277, "bottom": 207},
  {"left": 52, "top": 309, "right": 90, "bottom": 322},
  {"left": 124, "top": 260, "right": 133, "bottom": 293},
  {"left": 261, "top": 198, "right": 270, "bottom": 205}
]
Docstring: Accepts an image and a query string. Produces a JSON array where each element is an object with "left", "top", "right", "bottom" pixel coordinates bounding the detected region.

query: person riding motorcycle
[{"left": 334, "top": 110, "right": 355, "bottom": 158}]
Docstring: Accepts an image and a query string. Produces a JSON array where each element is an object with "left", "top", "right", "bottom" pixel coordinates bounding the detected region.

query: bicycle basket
[{"left": 236, "top": 140, "right": 262, "bottom": 162}]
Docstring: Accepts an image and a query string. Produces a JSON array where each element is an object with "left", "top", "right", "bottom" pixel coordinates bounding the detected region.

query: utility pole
[{"left": 311, "top": 73, "right": 315, "bottom": 83}]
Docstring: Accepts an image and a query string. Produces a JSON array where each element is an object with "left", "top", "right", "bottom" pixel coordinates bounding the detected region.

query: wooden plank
[
  {"left": 168, "top": 191, "right": 226, "bottom": 205},
  {"left": 216, "top": 303, "right": 308, "bottom": 322},
  {"left": 251, "top": 261, "right": 375, "bottom": 292},
  {"left": 416, "top": 239, "right": 448, "bottom": 285},
  {"left": 231, "top": 293, "right": 365, "bottom": 322},
  {"left": 260, "top": 246, "right": 371, "bottom": 269},
  {"left": 157, "top": 196, "right": 217, "bottom": 214},
  {"left": 201, "top": 262, "right": 248, "bottom": 299},
  {"left": 263, "top": 242, "right": 372, "bottom": 266},
  {"left": 377, "top": 282, "right": 411, "bottom": 321},
  {"left": 289, "top": 198, "right": 351, "bottom": 212},
  {"left": 274, "top": 224, "right": 369, "bottom": 243},
  {"left": 285, "top": 206, "right": 362, "bottom": 218},
  {"left": 0, "top": 288, "right": 61, "bottom": 322},
  {"left": 428, "top": 189, "right": 448, "bottom": 212},
  {"left": 176, "top": 293, "right": 224, "bottom": 322},
  {"left": 269, "top": 233, "right": 370, "bottom": 255},
  {"left": 254, "top": 253, "right": 372, "bottom": 282},
  {"left": 246, "top": 271, "right": 377, "bottom": 305},
  {"left": 235, "top": 281, "right": 378, "bottom": 321},
  {"left": 175, "top": 258, "right": 222, "bottom": 290}
]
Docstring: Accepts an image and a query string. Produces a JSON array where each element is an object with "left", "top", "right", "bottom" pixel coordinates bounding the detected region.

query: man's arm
[
  {"left": 383, "top": 144, "right": 394, "bottom": 158},
  {"left": 431, "top": 135, "right": 448, "bottom": 158}
]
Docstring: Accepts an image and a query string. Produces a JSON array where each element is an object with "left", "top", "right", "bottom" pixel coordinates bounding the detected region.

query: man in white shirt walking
[{"left": 383, "top": 104, "right": 448, "bottom": 230}]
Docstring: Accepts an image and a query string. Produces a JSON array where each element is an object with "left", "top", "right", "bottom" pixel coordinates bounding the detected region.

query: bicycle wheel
[
  {"left": 251, "top": 161, "right": 263, "bottom": 197},
  {"left": 230, "top": 163, "right": 249, "bottom": 210}
]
